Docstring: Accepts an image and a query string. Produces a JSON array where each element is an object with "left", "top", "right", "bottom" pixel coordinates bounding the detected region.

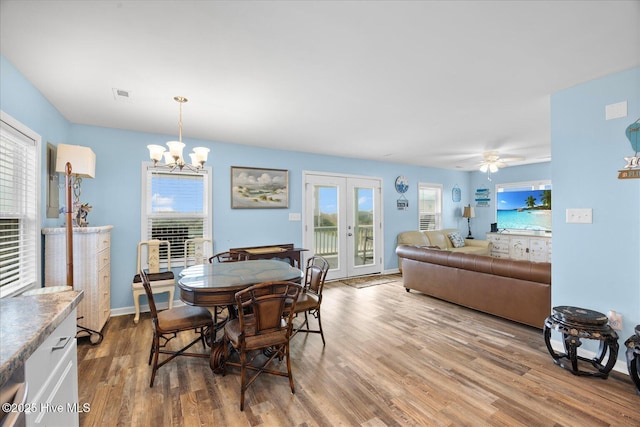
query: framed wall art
[{"left": 231, "top": 166, "right": 289, "bottom": 209}]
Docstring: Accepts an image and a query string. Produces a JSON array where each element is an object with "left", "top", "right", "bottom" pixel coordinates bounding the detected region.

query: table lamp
[{"left": 462, "top": 204, "right": 475, "bottom": 239}]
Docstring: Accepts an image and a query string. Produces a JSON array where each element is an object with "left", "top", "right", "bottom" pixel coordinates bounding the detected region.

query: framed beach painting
[{"left": 231, "top": 166, "right": 289, "bottom": 208}]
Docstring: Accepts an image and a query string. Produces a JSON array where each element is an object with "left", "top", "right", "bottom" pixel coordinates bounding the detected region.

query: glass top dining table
[{"left": 178, "top": 259, "right": 304, "bottom": 307}]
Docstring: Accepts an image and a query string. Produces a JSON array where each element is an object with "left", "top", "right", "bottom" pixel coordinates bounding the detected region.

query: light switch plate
[
  {"left": 566, "top": 208, "right": 592, "bottom": 224},
  {"left": 288, "top": 213, "right": 301, "bottom": 221}
]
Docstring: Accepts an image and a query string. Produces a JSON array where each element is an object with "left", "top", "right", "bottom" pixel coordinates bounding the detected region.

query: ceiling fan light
[
  {"left": 489, "top": 163, "right": 499, "bottom": 173},
  {"left": 480, "top": 164, "right": 488, "bottom": 173}
]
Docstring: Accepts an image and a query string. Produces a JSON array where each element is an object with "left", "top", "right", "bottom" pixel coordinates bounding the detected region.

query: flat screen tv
[{"left": 496, "top": 188, "right": 551, "bottom": 232}]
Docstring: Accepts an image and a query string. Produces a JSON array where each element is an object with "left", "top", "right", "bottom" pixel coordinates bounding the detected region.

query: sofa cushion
[{"left": 447, "top": 232, "right": 465, "bottom": 248}]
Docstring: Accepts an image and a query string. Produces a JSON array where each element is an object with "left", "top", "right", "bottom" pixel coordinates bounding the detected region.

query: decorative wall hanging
[
  {"left": 396, "top": 195, "right": 409, "bottom": 210},
  {"left": 618, "top": 118, "right": 640, "bottom": 179},
  {"left": 231, "top": 166, "right": 289, "bottom": 208},
  {"left": 452, "top": 185, "right": 461, "bottom": 203},
  {"left": 395, "top": 175, "right": 409, "bottom": 210},
  {"left": 395, "top": 175, "right": 409, "bottom": 194},
  {"left": 474, "top": 188, "right": 491, "bottom": 207}
]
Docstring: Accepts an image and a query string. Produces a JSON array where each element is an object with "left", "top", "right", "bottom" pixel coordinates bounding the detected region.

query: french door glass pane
[
  {"left": 353, "top": 187, "right": 374, "bottom": 267},
  {"left": 313, "top": 185, "right": 339, "bottom": 270}
]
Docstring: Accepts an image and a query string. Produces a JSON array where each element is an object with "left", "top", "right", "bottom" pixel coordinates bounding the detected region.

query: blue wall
[
  {"left": 2, "top": 55, "right": 475, "bottom": 310},
  {"left": 551, "top": 66, "right": 640, "bottom": 356}
]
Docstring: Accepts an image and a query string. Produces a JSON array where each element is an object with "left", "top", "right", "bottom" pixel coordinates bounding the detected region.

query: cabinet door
[
  {"left": 509, "top": 237, "right": 529, "bottom": 260},
  {"left": 529, "top": 238, "right": 549, "bottom": 263}
]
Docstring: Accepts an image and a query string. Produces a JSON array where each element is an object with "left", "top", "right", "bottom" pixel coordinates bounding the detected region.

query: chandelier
[{"left": 147, "top": 96, "right": 209, "bottom": 172}]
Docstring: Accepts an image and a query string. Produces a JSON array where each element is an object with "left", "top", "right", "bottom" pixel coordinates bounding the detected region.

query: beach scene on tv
[{"left": 496, "top": 189, "right": 551, "bottom": 231}]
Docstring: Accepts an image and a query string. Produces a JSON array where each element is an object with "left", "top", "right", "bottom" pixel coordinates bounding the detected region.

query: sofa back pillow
[{"left": 447, "top": 232, "right": 466, "bottom": 248}]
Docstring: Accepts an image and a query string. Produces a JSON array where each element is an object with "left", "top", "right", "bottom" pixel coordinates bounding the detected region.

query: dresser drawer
[
  {"left": 98, "top": 249, "right": 110, "bottom": 271},
  {"left": 97, "top": 233, "right": 111, "bottom": 252}
]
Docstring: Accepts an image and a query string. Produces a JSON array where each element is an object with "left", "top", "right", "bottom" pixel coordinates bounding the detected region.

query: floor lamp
[{"left": 55, "top": 144, "right": 103, "bottom": 343}]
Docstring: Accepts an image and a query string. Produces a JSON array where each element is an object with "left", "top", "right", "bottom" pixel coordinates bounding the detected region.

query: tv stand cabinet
[{"left": 486, "top": 232, "right": 552, "bottom": 262}]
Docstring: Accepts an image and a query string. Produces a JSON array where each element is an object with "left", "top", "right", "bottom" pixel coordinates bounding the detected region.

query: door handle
[{"left": 347, "top": 233, "right": 353, "bottom": 236}]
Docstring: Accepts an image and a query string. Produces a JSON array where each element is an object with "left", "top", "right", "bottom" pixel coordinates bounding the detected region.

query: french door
[{"left": 303, "top": 172, "right": 383, "bottom": 280}]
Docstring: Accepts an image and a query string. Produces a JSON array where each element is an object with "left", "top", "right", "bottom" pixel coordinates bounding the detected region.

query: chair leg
[
  {"left": 286, "top": 342, "right": 295, "bottom": 394},
  {"left": 150, "top": 333, "right": 160, "bottom": 387},
  {"left": 316, "top": 308, "right": 326, "bottom": 346},
  {"left": 133, "top": 290, "right": 142, "bottom": 324},
  {"left": 240, "top": 349, "right": 247, "bottom": 411}
]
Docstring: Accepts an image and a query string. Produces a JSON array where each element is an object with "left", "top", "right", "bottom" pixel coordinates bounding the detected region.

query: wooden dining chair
[
  {"left": 292, "top": 255, "right": 330, "bottom": 345},
  {"left": 140, "top": 270, "right": 214, "bottom": 387},
  {"left": 223, "top": 280, "right": 302, "bottom": 411},
  {"left": 208, "top": 251, "right": 249, "bottom": 263}
]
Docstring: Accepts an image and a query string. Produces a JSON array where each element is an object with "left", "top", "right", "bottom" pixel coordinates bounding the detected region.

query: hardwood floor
[{"left": 78, "top": 277, "right": 639, "bottom": 426}]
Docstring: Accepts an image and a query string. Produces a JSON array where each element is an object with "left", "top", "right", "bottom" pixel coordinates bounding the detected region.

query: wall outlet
[{"left": 608, "top": 310, "right": 623, "bottom": 331}]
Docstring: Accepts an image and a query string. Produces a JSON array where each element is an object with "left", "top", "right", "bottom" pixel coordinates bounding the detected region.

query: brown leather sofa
[{"left": 396, "top": 245, "right": 551, "bottom": 328}]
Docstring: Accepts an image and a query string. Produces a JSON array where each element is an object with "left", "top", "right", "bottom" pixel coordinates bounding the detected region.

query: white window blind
[
  {"left": 0, "top": 114, "right": 40, "bottom": 297},
  {"left": 418, "top": 183, "right": 442, "bottom": 231},
  {"left": 141, "top": 165, "right": 211, "bottom": 263}
]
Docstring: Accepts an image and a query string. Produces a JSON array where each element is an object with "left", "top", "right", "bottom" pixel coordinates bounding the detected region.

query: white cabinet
[
  {"left": 43, "top": 226, "right": 113, "bottom": 337},
  {"left": 486, "top": 232, "right": 551, "bottom": 262},
  {"left": 25, "top": 309, "right": 79, "bottom": 427},
  {"left": 485, "top": 233, "right": 510, "bottom": 258}
]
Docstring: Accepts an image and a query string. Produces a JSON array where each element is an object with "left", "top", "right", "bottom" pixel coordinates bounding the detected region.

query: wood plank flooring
[{"left": 77, "top": 277, "right": 639, "bottom": 426}]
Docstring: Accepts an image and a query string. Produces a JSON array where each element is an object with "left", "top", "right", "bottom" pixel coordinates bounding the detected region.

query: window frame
[
  {"left": 0, "top": 111, "right": 42, "bottom": 298},
  {"left": 417, "top": 182, "right": 443, "bottom": 231},
  {"left": 140, "top": 162, "right": 212, "bottom": 266}
]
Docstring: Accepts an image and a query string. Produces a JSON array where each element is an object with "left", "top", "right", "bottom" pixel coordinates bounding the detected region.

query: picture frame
[{"left": 231, "top": 166, "right": 289, "bottom": 209}]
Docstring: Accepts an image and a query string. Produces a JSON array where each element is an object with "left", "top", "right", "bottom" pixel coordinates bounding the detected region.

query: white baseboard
[
  {"left": 549, "top": 338, "right": 629, "bottom": 375},
  {"left": 109, "top": 299, "right": 187, "bottom": 318}
]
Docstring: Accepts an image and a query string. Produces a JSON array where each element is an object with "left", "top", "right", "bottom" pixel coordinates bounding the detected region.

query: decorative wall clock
[{"left": 395, "top": 176, "right": 409, "bottom": 194}]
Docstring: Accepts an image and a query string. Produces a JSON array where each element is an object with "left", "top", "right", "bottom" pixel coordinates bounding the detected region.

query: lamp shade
[
  {"left": 55, "top": 144, "right": 96, "bottom": 178},
  {"left": 462, "top": 206, "right": 475, "bottom": 218}
]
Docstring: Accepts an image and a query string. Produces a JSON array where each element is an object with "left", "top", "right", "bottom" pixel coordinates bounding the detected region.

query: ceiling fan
[{"left": 478, "top": 151, "right": 525, "bottom": 180}]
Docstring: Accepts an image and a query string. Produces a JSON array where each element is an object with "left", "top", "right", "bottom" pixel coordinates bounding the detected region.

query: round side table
[
  {"left": 624, "top": 325, "right": 640, "bottom": 395},
  {"left": 543, "top": 306, "right": 619, "bottom": 378}
]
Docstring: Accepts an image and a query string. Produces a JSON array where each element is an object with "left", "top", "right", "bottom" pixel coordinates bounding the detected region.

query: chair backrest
[
  {"left": 234, "top": 281, "right": 302, "bottom": 339},
  {"left": 209, "top": 251, "right": 249, "bottom": 263},
  {"left": 304, "top": 256, "right": 330, "bottom": 296},
  {"left": 139, "top": 270, "right": 159, "bottom": 324},
  {"left": 184, "top": 238, "right": 212, "bottom": 267},
  {"left": 137, "top": 240, "right": 171, "bottom": 274}
]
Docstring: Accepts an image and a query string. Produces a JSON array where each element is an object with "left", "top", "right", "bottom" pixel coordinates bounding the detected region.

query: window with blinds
[
  {"left": 418, "top": 183, "right": 442, "bottom": 231},
  {"left": 0, "top": 114, "right": 40, "bottom": 297},
  {"left": 142, "top": 166, "right": 211, "bottom": 263}
]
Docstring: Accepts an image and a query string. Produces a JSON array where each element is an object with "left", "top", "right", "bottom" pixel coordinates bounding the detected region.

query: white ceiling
[{"left": 1, "top": 1, "right": 639, "bottom": 171}]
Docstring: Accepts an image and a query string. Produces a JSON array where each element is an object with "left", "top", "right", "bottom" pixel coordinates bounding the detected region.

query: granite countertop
[{"left": 0, "top": 290, "right": 83, "bottom": 386}]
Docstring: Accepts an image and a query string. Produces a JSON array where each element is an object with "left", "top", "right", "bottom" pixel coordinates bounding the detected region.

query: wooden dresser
[{"left": 42, "top": 226, "right": 113, "bottom": 338}]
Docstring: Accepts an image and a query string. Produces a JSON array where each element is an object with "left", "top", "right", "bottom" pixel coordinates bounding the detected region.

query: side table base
[{"left": 543, "top": 306, "right": 619, "bottom": 379}]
